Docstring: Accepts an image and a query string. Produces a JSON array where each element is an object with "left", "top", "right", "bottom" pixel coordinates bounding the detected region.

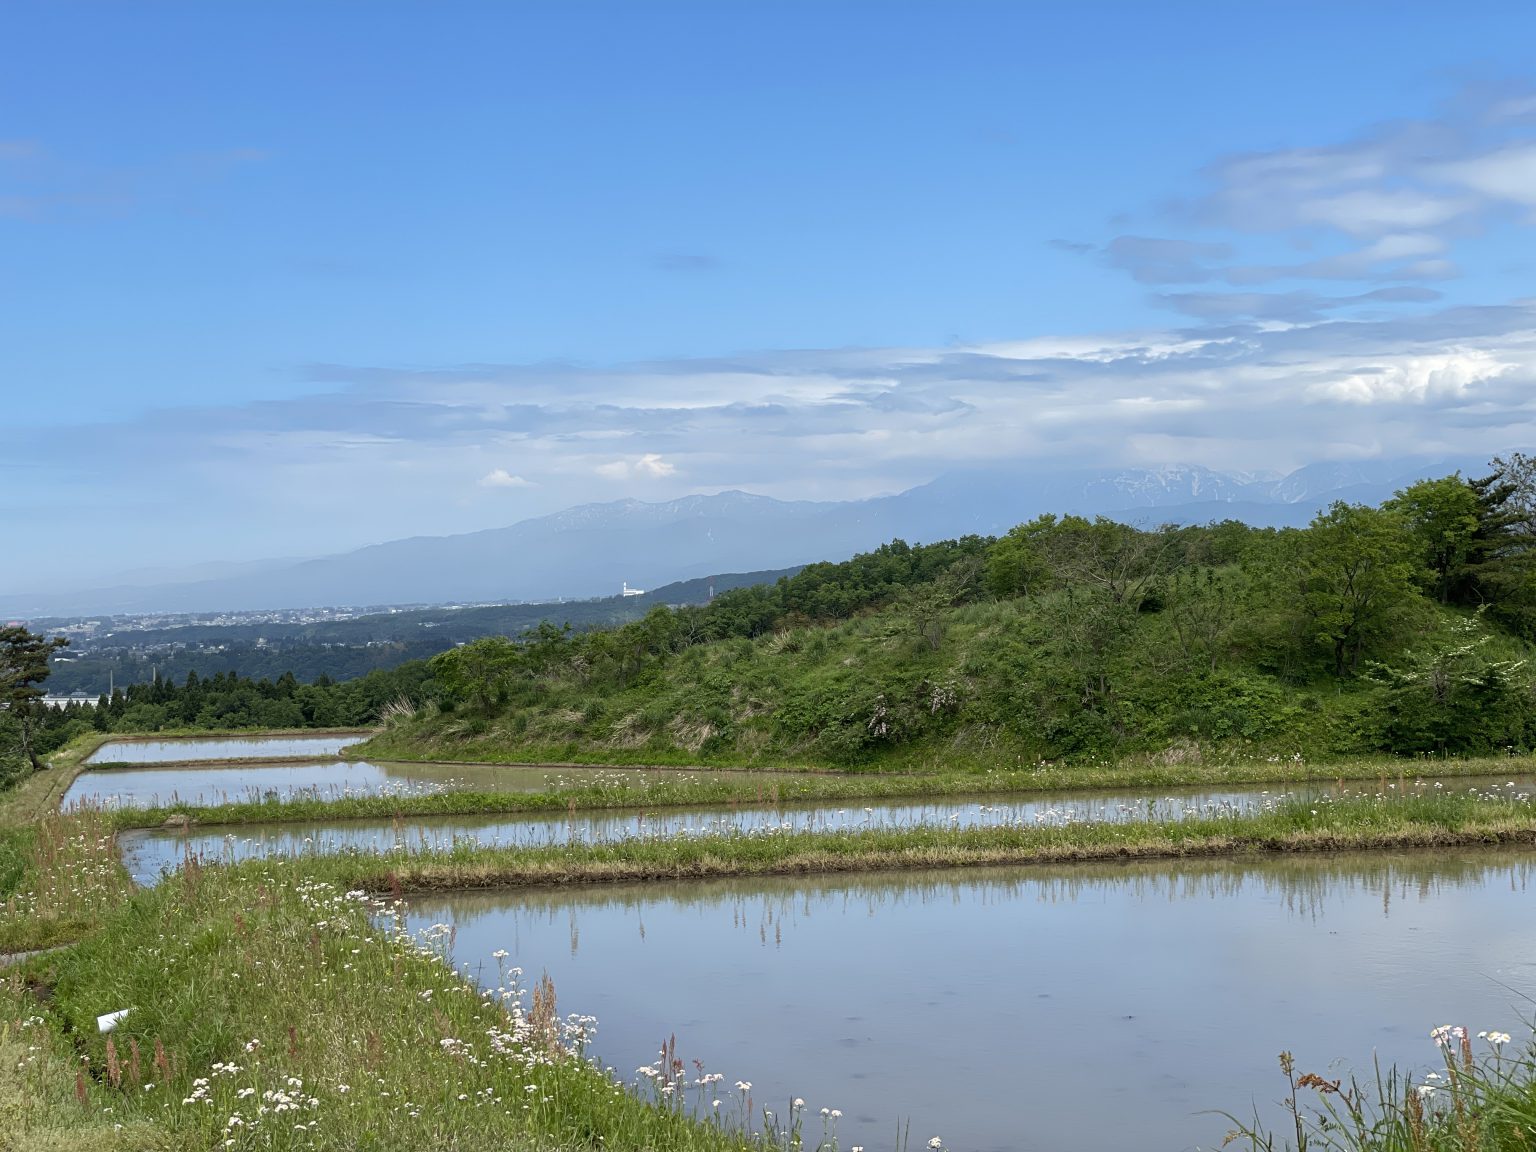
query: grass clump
[
  {"left": 0, "top": 974, "right": 172, "bottom": 1152},
  {"left": 0, "top": 813, "right": 131, "bottom": 954},
  {"left": 1226, "top": 1031, "right": 1536, "bottom": 1151}
]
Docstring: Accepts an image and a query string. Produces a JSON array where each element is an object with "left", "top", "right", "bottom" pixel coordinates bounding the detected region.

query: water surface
[
  {"left": 86, "top": 734, "right": 367, "bottom": 765},
  {"left": 68, "top": 759, "right": 813, "bottom": 812},
  {"left": 401, "top": 849, "right": 1536, "bottom": 1152}
]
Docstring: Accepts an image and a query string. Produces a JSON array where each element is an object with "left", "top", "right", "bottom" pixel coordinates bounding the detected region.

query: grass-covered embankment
[
  {"left": 176, "top": 790, "right": 1536, "bottom": 894},
  {"left": 361, "top": 518, "right": 1536, "bottom": 776}
]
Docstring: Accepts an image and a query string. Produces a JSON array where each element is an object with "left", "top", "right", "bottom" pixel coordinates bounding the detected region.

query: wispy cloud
[
  {"left": 16, "top": 300, "right": 1536, "bottom": 496},
  {"left": 5, "top": 297, "right": 1536, "bottom": 590},
  {"left": 9, "top": 87, "right": 1536, "bottom": 585},
  {"left": 1061, "top": 88, "right": 1536, "bottom": 317}
]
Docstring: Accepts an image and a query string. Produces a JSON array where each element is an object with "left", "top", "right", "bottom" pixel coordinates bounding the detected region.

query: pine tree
[{"left": 0, "top": 625, "right": 70, "bottom": 771}]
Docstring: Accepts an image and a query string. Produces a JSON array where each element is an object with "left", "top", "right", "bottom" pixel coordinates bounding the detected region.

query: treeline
[
  {"left": 1, "top": 664, "right": 433, "bottom": 789},
  {"left": 407, "top": 456, "right": 1536, "bottom": 766},
  {"left": 44, "top": 640, "right": 451, "bottom": 697},
  {"left": 87, "top": 663, "right": 435, "bottom": 732}
]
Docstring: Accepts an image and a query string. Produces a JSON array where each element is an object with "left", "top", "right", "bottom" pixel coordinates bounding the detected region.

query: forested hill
[
  {"left": 17, "top": 459, "right": 1536, "bottom": 785},
  {"left": 365, "top": 457, "right": 1536, "bottom": 768}
]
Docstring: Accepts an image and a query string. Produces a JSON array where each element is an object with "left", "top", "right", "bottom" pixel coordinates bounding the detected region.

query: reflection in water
[
  {"left": 67, "top": 759, "right": 434, "bottom": 810},
  {"left": 419, "top": 850, "right": 1536, "bottom": 938},
  {"left": 85, "top": 734, "right": 367, "bottom": 765},
  {"left": 401, "top": 850, "right": 1536, "bottom": 1152}
]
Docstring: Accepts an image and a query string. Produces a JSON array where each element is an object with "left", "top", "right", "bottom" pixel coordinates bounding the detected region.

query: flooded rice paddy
[
  {"left": 85, "top": 733, "right": 368, "bottom": 765},
  {"left": 65, "top": 757, "right": 814, "bottom": 811},
  {"left": 401, "top": 849, "right": 1536, "bottom": 1152}
]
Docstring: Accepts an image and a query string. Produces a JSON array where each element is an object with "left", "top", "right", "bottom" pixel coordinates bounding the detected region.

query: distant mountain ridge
[{"left": 2, "top": 455, "right": 1496, "bottom": 617}]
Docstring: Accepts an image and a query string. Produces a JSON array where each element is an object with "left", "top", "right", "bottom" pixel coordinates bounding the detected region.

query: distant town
[{"left": 10, "top": 571, "right": 787, "bottom": 700}]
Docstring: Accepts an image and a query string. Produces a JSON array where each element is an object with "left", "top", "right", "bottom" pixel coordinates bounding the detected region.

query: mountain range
[{"left": 5, "top": 455, "right": 1495, "bottom": 617}]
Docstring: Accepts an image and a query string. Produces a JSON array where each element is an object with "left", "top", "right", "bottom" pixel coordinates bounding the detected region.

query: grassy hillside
[
  {"left": 363, "top": 472, "right": 1536, "bottom": 771},
  {"left": 368, "top": 592, "right": 1528, "bottom": 770}
]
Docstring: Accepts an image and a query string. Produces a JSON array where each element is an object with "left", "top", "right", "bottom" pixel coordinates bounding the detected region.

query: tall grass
[
  {"left": 0, "top": 812, "right": 132, "bottom": 953},
  {"left": 1224, "top": 1030, "right": 1536, "bottom": 1151}
]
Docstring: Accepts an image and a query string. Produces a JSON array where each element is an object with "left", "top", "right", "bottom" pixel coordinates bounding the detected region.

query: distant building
[
  {"left": 621, "top": 582, "right": 646, "bottom": 597},
  {"left": 41, "top": 693, "right": 98, "bottom": 709}
]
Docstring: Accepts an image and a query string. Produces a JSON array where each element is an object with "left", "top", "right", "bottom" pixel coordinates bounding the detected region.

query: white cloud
[
  {"left": 1299, "top": 348, "right": 1515, "bottom": 406},
  {"left": 1438, "top": 143, "right": 1536, "bottom": 208},
  {"left": 10, "top": 300, "right": 1536, "bottom": 583},
  {"left": 635, "top": 453, "right": 676, "bottom": 478},
  {"left": 1295, "top": 189, "right": 1475, "bottom": 235},
  {"left": 13, "top": 88, "right": 1536, "bottom": 578},
  {"left": 478, "top": 468, "right": 533, "bottom": 488},
  {"left": 596, "top": 453, "right": 677, "bottom": 481}
]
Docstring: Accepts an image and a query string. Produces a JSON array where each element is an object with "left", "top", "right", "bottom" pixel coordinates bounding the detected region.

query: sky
[{"left": 5, "top": 0, "right": 1536, "bottom": 591}]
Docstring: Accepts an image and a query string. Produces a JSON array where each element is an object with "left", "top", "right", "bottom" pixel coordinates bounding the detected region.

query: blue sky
[{"left": 5, "top": 1, "right": 1536, "bottom": 592}]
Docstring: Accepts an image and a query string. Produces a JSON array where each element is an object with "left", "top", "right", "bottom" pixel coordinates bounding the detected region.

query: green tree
[
  {"left": 984, "top": 515, "right": 1055, "bottom": 599},
  {"left": 1163, "top": 566, "right": 1242, "bottom": 673},
  {"left": 430, "top": 637, "right": 524, "bottom": 711},
  {"left": 1385, "top": 475, "right": 1483, "bottom": 603},
  {"left": 1468, "top": 456, "right": 1536, "bottom": 637},
  {"left": 1297, "top": 503, "right": 1421, "bottom": 677},
  {"left": 1368, "top": 616, "right": 1536, "bottom": 754},
  {"left": 0, "top": 625, "right": 70, "bottom": 772},
  {"left": 1039, "top": 516, "right": 1175, "bottom": 606}
]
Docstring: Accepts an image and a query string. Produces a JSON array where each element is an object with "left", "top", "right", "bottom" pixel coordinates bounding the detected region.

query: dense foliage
[{"left": 44, "top": 639, "right": 450, "bottom": 698}]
